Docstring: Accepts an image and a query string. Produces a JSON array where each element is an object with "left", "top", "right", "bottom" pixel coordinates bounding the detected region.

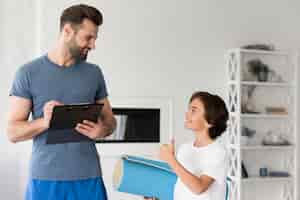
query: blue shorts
[{"left": 25, "top": 177, "right": 107, "bottom": 200}]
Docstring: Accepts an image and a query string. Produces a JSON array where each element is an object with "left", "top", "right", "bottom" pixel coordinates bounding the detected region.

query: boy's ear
[{"left": 206, "top": 122, "right": 213, "bottom": 129}]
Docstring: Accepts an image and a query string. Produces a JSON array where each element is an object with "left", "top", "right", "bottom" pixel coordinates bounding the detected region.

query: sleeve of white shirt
[{"left": 200, "top": 150, "right": 227, "bottom": 184}]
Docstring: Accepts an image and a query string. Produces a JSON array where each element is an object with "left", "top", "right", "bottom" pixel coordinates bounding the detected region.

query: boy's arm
[
  {"left": 160, "top": 142, "right": 215, "bottom": 194},
  {"left": 168, "top": 157, "right": 214, "bottom": 194}
]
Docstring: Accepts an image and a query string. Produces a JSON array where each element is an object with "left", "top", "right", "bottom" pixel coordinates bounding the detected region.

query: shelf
[
  {"left": 237, "top": 49, "right": 289, "bottom": 56},
  {"left": 228, "top": 81, "right": 293, "bottom": 87},
  {"left": 241, "top": 113, "right": 289, "bottom": 119},
  {"left": 241, "top": 145, "right": 294, "bottom": 150},
  {"left": 242, "top": 177, "right": 292, "bottom": 183},
  {"left": 241, "top": 81, "right": 293, "bottom": 87}
]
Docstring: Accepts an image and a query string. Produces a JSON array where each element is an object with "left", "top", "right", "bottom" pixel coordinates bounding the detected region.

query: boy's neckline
[{"left": 192, "top": 140, "right": 216, "bottom": 149}]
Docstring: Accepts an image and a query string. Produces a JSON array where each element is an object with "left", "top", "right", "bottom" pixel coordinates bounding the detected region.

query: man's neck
[{"left": 48, "top": 45, "right": 76, "bottom": 67}]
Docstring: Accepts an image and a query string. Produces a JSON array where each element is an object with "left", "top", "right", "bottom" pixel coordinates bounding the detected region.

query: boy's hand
[{"left": 160, "top": 139, "right": 176, "bottom": 164}]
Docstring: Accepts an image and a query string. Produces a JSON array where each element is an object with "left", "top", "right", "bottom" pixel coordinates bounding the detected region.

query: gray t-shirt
[{"left": 10, "top": 55, "right": 108, "bottom": 180}]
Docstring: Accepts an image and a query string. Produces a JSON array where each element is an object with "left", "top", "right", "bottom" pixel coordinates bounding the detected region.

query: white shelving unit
[{"left": 226, "top": 48, "right": 298, "bottom": 200}]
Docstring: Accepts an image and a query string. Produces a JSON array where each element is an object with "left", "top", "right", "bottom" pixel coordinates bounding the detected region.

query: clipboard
[{"left": 46, "top": 103, "right": 104, "bottom": 144}]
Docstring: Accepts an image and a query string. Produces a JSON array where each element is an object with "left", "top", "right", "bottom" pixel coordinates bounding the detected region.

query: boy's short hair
[{"left": 190, "top": 91, "right": 229, "bottom": 139}]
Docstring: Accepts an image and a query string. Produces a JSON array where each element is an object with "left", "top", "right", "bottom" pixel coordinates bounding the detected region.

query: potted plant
[{"left": 247, "top": 59, "right": 270, "bottom": 81}]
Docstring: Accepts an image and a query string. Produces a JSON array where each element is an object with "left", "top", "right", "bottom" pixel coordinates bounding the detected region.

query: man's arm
[
  {"left": 6, "top": 96, "right": 62, "bottom": 143},
  {"left": 75, "top": 97, "right": 116, "bottom": 139},
  {"left": 96, "top": 98, "right": 116, "bottom": 138}
]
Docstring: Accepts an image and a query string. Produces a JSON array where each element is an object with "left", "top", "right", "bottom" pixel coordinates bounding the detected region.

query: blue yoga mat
[{"left": 113, "top": 155, "right": 178, "bottom": 200}]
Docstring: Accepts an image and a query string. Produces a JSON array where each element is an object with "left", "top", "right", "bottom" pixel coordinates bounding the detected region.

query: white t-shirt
[{"left": 174, "top": 140, "right": 227, "bottom": 200}]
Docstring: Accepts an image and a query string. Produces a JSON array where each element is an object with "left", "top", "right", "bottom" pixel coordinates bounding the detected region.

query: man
[{"left": 7, "top": 4, "right": 116, "bottom": 200}]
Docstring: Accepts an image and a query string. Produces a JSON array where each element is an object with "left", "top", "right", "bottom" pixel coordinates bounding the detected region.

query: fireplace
[
  {"left": 97, "top": 108, "right": 160, "bottom": 143},
  {"left": 96, "top": 97, "right": 172, "bottom": 156}
]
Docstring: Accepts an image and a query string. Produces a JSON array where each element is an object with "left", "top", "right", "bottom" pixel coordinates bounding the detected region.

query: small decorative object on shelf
[
  {"left": 268, "top": 70, "right": 284, "bottom": 83},
  {"left": 265, "top": 106, "right": 288, "bottom": 115},
  {"left": 269, "top": 171, "right": 290, "bottom": 177},
  {"left": 259, "top": 167, "right": 268, "bottom": 177},
  {"left": 241, "top": 44, "right": 275, "bottom": 51},
  {"left": 247, "top": 59, "right": 270, "bottom": 82},
  {"left": 242, "top": 161, "right": 249, "bottom": 178},
  {"left": 241, "top": 126, "right": 256, "bottom": 145},
  {"left": 262, "top": 131, "right": 290, "bottom": 146},
  {"left": 241, "top": 86, "right": 260, "bottom": 114}
]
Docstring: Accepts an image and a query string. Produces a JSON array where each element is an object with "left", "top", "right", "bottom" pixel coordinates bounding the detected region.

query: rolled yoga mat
[{"left": 113, "top": 155, "right": 178, "bottom": 200}]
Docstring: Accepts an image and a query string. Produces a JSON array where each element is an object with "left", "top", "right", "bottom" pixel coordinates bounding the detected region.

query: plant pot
[{"left": 258, "top": 71, "right": 268, "bottom": 82}]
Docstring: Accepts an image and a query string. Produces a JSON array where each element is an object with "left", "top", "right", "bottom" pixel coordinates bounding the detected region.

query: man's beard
[{"left": 68, "top": 38, "right": 89, "bottom": 61}]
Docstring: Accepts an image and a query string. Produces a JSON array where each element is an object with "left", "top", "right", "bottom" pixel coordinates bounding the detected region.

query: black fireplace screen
[{"left": 96, "top": 108, "right": 160, "bottom": 143}]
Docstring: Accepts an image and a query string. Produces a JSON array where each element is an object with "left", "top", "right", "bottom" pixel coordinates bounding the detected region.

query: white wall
[
  {"left": 0, "top": 1, "right": 36, "bottom": 199},
  {"left": 1, "top": 0, "right": 300, "bottom": 199}
]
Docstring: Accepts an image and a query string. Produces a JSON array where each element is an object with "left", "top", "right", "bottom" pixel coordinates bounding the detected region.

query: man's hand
[
  {"left": 42, "top": 100, "right": 64, "bottom": 128},
  {"left": 75, "top": 119, "right": 107, "bottom": 140},
  {"left": 160, "top": 139, "right": 176, "bottom": 164},
  {"left": 75, "top": 98, "right": 116, "bottom": 140}
]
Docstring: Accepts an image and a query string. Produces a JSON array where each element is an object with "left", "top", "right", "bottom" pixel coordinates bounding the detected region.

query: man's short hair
[{"left": 60, "top": 4, "right": 103, "bottom": 30}]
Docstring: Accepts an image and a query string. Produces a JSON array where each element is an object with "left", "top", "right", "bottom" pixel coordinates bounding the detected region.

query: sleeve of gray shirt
[
  {"left": 94, "top": 65, "right": 108, "bottom": 101},
  {"left": 9, "top": 66, "right": 32, "bottom": 100}
]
